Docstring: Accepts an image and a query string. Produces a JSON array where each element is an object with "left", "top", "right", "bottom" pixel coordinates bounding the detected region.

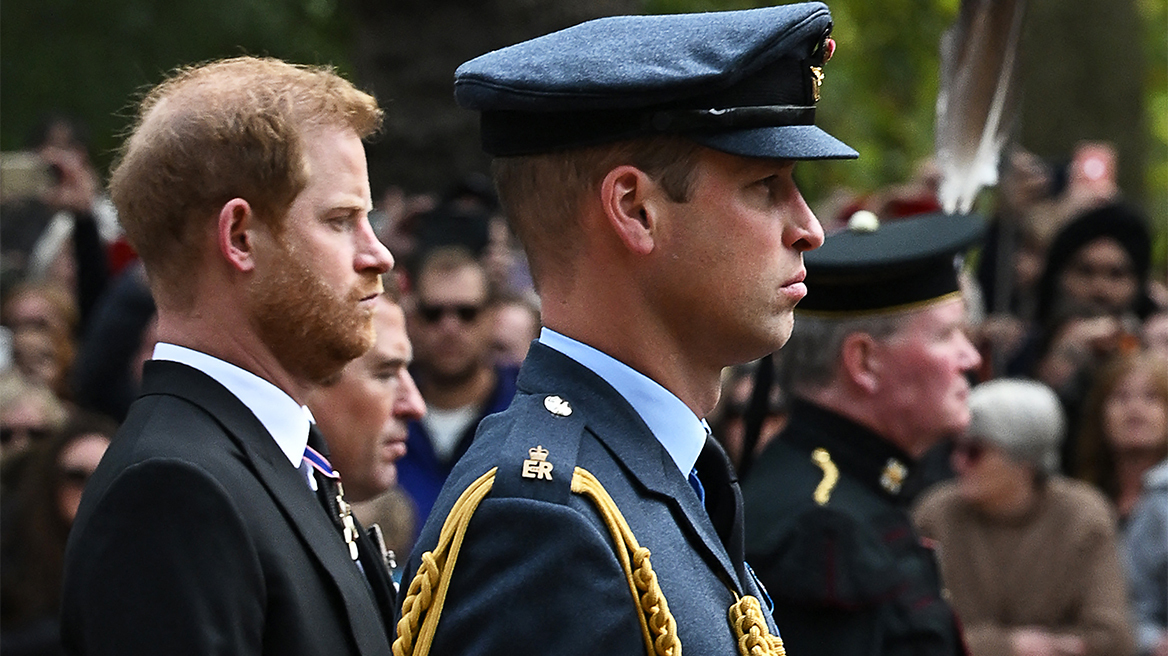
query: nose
[
  {"left": 356, "top": 216, "right": 394, "bottom": 274},
  {"left": 785, "top": 189, "right": 824, "bottom": 252},
  {"left": 394, "top": 369, "right": 426, "bottom": 421},
  {"left": 957, "top": 330, "right": 982, "bottom": 372}
]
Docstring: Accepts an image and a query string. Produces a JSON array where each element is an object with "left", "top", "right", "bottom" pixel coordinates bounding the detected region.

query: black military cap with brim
[
  {"left": 454, "top": 2, "right": 858, "bottom": 160},
  {"left": 797, "top": 212, "right": 987, "bottom": 316}
]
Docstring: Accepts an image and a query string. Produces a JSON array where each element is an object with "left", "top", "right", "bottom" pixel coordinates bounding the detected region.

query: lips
[
  {"left": 780, "top": 268, "right": 808, "bottom": 302},
  {"left": 379, "top": 427, "right": 408, "bottom": 455},
  {"left": 354, "top": 276, "right": 385, "bottom": 303}
]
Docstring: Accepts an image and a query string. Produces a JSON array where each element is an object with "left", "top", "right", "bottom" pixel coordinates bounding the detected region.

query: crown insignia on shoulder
[{"left": 522, "top": 445, "right": 554, "bottom": 480}]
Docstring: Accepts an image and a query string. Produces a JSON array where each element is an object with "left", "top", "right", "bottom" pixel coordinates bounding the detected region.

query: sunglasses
[
  {"left": 0, "top": 426, "right": 52, "bottom": 445},
  {"left": 417, "top": 302, "right": 484, "bottom": 324},
  {"left": 951, "top": 440, "right": 988, "bottom": 463}
]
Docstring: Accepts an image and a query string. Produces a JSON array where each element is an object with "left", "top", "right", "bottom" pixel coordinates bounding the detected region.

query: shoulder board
[{"left": 486, "top": 392, "right": 585, "bottom": 506}]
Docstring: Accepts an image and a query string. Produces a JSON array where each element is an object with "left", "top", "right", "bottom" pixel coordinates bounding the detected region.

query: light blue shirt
[
  {"left": 151, "top": 343, "right": 315, "bottom": 471},
  {"left": 538, "top": 328, "right": 707, "bottom": 476}
]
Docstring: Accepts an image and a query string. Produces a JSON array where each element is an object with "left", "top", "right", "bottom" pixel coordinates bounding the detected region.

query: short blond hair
[
  {"left": 110, "top": 56, "right": 382, "bottom": 304},
  {"left": 492, "top": 136, "right": 701, "bottom": 286}
]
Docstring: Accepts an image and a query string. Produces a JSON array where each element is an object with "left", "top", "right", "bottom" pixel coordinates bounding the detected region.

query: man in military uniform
[
  {"left": 394, "top": 4, "right": 856, "bottom": 655},
  {"left": 742, "top": 211, "right": 985, "bottom": 655}
]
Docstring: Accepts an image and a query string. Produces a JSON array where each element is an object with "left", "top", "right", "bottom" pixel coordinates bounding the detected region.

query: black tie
[{"left": 694, "top": 434, "right": 748, "bottom": 580}]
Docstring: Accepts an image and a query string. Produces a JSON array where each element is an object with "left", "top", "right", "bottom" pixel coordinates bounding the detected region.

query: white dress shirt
[{"left": 151, "top": 343, "right": 315, "bottom": 471}]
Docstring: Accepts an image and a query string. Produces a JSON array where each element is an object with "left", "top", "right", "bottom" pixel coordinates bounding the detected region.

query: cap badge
[
  {"left": 809, "top": 37, "right": 835, "bottom": 103},
  {"left": 810, "top": 66, "right": 824, "bottom": 103},
  {"left": 880, "top": 458, "right": 908, "bottom": 494},
  {"left": 544, "top": 395, "right": 572, "bottom": 416},
  {"left": 522, "top": 445, "right": 554, "bottom": 480}
]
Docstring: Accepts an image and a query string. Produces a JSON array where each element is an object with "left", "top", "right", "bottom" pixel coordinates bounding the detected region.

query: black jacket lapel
[{"left": 139, "top": 360, "right": 391, "bottom": 654}]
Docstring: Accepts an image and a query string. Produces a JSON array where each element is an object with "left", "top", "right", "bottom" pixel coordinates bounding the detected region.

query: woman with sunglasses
[
  {"left": 914, "top": 378, "right": 1135, "bottom": 656},
  {"left": 1, "top": 410, "right": 114, "bottom": 656}
]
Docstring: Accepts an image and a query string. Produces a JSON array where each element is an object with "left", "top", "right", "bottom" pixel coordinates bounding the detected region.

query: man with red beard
[
  {"left": 60, "top": 57, "right": 398, "bottom": 655},
  {"left": 742, "top": 212, "right": 986, "bottom": 656}
]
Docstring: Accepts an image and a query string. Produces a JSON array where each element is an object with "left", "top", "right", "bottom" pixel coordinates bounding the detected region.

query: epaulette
[{"left": 486, "top": 393, "right": 585, "bottom": 506}]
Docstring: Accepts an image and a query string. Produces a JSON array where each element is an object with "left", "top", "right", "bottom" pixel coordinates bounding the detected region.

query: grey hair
[
  {"left": 778, "top": 312, "right": 908, "bottom": 393},
  {"left": 967, "top": 378, "right": 1065, "bottom": 473}
]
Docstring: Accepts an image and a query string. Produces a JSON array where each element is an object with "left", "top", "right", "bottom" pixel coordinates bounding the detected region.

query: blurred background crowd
[{"left": 1, "top": 0, "right": 1164, "bottom": 655}]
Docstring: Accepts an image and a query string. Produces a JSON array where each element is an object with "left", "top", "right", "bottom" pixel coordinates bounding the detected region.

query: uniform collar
[
  {"left": 538, "top": 328, "right": 707, "bottom": 476},
  {"left": 151, "top": 343, "right": 313, "bottom": 469},
  {"left": 783, "top": 398, "right": 915, "bottom": 502}
]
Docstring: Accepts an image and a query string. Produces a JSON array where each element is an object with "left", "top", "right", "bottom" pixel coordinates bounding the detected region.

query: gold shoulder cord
[
  {"left": 393, "top": 467, "right": 784, "bottom": 656},
  {"left": 811, "top": 448, "right": 839, "bottom": 506}
]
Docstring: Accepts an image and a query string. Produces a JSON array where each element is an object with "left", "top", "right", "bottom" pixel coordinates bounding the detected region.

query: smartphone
[{"left": 0, "top": 151, "right": 56, "bottom": 202}]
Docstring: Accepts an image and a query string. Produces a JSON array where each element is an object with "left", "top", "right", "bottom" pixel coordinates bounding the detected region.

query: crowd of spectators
[{"left": 1, "top": 111, "right": 1164, "bottom": 656}]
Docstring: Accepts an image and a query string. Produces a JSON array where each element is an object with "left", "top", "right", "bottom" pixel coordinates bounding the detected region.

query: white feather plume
[{"left": 935, "top": 0, "right": 1027, "bottom": 214}]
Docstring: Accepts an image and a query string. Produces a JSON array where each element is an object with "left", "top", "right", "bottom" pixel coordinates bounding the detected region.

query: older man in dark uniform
[
  {"left": 742, "top": 212, "right": 985, "bottom": 655},
  {"left": 394, "top": 4, "right": 856, "bottom": 655}
]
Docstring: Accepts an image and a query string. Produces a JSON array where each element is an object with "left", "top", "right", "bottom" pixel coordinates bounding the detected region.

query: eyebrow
[{"left": 372, "top": 355, "right": 410, "bottom": 369}]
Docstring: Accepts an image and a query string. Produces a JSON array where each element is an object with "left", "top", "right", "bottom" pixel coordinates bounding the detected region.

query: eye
[
  {"left": 326, "top": 211, "right": 360, "bottom": 231},
  {"left": 754, "top": 175, "right": 780, "bottom": 194}
]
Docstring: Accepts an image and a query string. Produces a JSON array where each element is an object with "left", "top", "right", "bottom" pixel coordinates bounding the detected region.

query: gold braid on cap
[{"left": 394, "top": 467, "right": 781, "bottom": 656}]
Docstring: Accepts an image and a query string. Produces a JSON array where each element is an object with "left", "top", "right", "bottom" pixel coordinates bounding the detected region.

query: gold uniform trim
[
  {"left": 394, "top": 463, "right": 785, "bottom": 656},
  {"left": 811, "top": 448, "right": 839, "bottom": 506}
]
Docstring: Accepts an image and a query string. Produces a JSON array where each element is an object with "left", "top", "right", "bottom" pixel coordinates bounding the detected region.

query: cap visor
[{"left": 692, "top": 125, "right": 858, "bottom": 161}]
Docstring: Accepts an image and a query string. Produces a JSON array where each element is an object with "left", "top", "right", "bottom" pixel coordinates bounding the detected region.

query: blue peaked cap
[{"left": 454, "top": 2, "right": 858, "bottom": 160}]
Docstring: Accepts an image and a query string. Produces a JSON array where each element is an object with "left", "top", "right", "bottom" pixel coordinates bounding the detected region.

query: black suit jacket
[
  {"left": 399, "top": 342, "right": 777, "bottom": 654},
  {"left": 61, "top": 360, "right": 394, "bottom": 655}
]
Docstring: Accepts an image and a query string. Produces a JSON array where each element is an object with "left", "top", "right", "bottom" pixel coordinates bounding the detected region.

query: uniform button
[{"left": 544, "top": 395, "right": 572, "bottom": 416}]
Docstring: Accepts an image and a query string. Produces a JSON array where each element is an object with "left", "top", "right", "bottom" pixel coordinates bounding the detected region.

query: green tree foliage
[
  {"left": 0, "top": 0, "right": 354, "bottom": 175},
  {"left": 1139, "top": 0, "right": 1168, "bottom": 268},
  {"left": 2, "top": 0, "right": 1162, "bottom": 249}
]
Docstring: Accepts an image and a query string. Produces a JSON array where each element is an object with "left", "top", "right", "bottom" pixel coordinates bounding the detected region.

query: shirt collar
[
  {"left": 151, "top": 343, "right": 312, "bottom": 469},
  {"left": 538, "top": 328, "right": 707, "bottom": 475}
]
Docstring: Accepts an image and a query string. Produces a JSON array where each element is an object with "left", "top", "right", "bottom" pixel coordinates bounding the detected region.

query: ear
[
  {"left": 839, "top": 332, "right": 880, "bottom": 394},
  {"left": 599, "top": 165, "right": 659, "bottom": 256},
  {"left": 217, "top": 198, "right": 259, "bottom": 273}
]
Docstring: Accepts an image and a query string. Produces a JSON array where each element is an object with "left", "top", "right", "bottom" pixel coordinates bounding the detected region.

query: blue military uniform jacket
[
  {"left": 398, "top": 342, "right": 777, "bottom": 654},
  {"left": 742, "top": 400, "right": 966, "bottom": 656}
]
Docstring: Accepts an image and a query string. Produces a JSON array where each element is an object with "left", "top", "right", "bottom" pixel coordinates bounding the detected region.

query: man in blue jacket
[{"left": 395, "top": 4, "right": 857, "bottom": 655}]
